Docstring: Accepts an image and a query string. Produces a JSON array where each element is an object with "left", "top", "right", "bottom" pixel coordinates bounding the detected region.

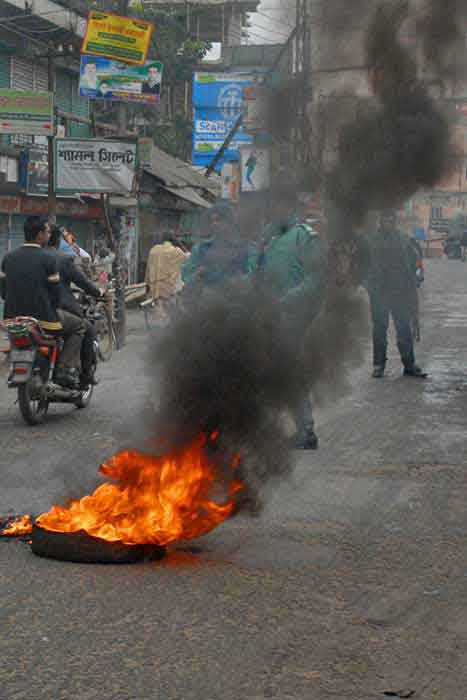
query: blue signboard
[{"left": 192, "top": 72, "right": 259, "bottom": 169}]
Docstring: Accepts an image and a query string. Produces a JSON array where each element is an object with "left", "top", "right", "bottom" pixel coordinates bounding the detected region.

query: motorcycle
[{"left": 3, "top": 311, "right": 97, "bottom": 426}]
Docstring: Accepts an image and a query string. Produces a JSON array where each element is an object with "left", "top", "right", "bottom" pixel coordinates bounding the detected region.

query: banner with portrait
[{"left": 79, "top": 55, "right": 162, "bottom": 104}]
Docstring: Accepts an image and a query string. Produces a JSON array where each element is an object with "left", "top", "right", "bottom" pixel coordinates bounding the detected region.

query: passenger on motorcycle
[
  {"left": 48, "top": 226, "right": 104, "bottom": 386},
  {"left": 0, "top": 216, "right": 84, "bottom": 388}
]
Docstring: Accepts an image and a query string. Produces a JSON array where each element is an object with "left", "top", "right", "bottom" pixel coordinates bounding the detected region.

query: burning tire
[{"left": 31, "top": 524, "right": 166, "bottom": 564}]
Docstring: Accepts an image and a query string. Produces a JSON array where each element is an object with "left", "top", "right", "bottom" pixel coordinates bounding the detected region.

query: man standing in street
[
  {"left": 254, "top": 190, "right": 328, "bottom": 450},
  {"left": 364, "top": 210, "right": 426, "bottom": 379}
]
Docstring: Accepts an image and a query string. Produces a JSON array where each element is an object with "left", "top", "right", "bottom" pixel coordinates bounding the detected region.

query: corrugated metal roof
[
  {"left": 144, "top": 144, "right": 220, "bottom": 209},
  {"left": 146, "top": 0, "right": 258, "bottom": 7}
]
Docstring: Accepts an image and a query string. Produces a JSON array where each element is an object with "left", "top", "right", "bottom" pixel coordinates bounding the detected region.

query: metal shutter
[
  {"left": 56, "top": 70, "right": 72, "bottom": 113},
  {"left": 70, "top": 75, "right": 90, "bottom": 137},
  {"left": 0, "top": 55, "right": 10, "bottom": 89},
  {"left": 35, "top": 65, "right": 49, "bottom": 92},
  {"left": 11, "top": 56, "right": 34, "bottom": 90},
  {"left": 0, "top": 215, "right": 25, "bottom": 317}
]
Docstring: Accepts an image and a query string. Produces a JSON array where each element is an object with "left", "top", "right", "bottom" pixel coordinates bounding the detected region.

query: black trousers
[
  {"left": 81, "top": 320, "right": 97, "bottom": 376},
  {"left": 369, "top": 293, "right": 415, "bottom": 369}
]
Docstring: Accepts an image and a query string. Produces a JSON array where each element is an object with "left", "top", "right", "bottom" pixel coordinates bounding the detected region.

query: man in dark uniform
[
  {"left": 364, "top": 210, "right": 426, "bottom": 379},
  {"left": 253, "top": 191, "right": 328, "bottom": 449}
]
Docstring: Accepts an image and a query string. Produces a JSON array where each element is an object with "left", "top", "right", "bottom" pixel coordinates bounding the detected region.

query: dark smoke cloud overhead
[
  {"left": 326, "top": 0, "right": 456, "bottom": 228},
  {"left": 416, "top": 0, "right": 467, "bottom": 86}
]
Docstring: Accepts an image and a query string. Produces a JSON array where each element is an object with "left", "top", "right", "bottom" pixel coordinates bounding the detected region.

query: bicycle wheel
[{"left": 96, "top": 305, "right": 113, "bottom": 362}]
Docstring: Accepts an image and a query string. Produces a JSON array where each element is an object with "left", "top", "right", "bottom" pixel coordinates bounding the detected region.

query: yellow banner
[{"left": 82, "top": 11, "right": 154, "bottom": 66}]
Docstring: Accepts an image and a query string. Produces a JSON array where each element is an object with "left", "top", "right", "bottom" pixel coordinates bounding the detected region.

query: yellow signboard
[{"left": 82, "top": 11, "right": 154, "bottom": 65}]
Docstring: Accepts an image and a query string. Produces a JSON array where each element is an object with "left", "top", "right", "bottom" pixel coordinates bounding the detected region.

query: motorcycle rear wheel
[{"left": 18, "top": 380, "right": 49, "bottom": 426}]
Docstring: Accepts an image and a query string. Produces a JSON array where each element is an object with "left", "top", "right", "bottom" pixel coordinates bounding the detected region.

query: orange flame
[
  {"left": 1, "top": 514, "right": 33, "bottom": 536},
  {"left": 36, "top": 434, "right": 244, "bottom": 546}
]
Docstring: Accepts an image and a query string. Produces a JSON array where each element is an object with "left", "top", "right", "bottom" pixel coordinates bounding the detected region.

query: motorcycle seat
[{"left": 30, "top": 328, "right": 58, "bottom": 347}]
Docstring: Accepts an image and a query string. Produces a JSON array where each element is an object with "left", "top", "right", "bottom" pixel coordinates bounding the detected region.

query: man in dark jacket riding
[{"left": 48, "top": 226, "right": 104, "bottom": 386}]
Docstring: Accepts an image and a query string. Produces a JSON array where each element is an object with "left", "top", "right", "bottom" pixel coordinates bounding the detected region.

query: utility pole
[
  {"left": 111, "top": 0, "right": 130, "bottom": 349},
  {"left": 294, "top": 0, "right": 311, "bottom": 164},
  {"left": 47, "top": 45, "right": 57, "bottom": 224}
]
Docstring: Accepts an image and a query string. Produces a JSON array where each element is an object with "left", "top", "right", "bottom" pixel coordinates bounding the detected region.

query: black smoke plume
[
  {"left": 139, "top": 0, "right": 462, "bottom": 516},
  {"left": 326, "top": 0, "right": 456, "bottom": 227}
]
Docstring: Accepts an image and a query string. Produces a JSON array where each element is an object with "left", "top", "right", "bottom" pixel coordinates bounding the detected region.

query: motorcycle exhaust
[{"left": 47, "top": 385, "right": 81, "bottom": 402}]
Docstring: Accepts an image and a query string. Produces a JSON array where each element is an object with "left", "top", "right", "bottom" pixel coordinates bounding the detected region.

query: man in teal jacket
[
  {"left": 182, "top": 204, "right": 250, "bottom": 292},
  {"left": 363, "top": 210, "right": 426, "bottom": 379},
  {"left": 254, "top": 194, "right": 328, "bottom": 449}
]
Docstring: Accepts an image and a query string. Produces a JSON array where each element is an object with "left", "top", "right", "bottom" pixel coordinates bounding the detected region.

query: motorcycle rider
[
  {"left": 0, "top": 216, "right": 84, "bottom": 388},
  {"left": 48, "top": 225, "right": 104, "bottom": 386}
]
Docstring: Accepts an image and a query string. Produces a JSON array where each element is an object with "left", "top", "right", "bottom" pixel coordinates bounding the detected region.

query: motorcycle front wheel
[
  {"left": 96, "top": 306, "right": 113, "bottom": 362},
  {"left": 18, "top": 380, "right": 49, "bottom": 426}
]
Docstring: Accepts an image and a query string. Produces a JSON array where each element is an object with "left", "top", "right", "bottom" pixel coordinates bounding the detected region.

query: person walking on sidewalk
[{"left": 364, "top": 209, "right": 427, "bottom": 379}]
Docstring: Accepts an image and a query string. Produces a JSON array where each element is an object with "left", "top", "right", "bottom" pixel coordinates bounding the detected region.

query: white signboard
[
  {"left": 54, "top": 138, "right": 137, "bottom": 195},
  {"left": 240, "top": 147, "right": 270, "bottom": 192}
]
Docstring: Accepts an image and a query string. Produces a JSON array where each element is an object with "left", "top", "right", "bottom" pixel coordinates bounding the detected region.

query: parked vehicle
[{"left": 443, "top": 238, "right": 463, "bottom": 260}]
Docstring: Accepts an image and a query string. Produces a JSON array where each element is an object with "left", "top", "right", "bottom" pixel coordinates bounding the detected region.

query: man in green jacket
[
  {"left": 255, "top": 193, "right": 328, "bottom": 449},
  {"left": 364, "top": 210, "right": 426, "bottom": 379}
]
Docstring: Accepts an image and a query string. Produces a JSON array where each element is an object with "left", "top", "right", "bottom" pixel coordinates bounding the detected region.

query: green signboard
[{"left": 0, "top": 90, "right": 54, "bottom": 136}]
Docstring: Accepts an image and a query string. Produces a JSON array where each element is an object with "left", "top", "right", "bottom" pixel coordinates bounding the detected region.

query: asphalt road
[{"left": 2, "top": 258, "right": 467, "bottom": 699}]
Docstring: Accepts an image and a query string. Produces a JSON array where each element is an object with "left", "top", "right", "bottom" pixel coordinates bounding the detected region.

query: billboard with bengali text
[
  {"left": 82, "top": 11, "right": 153, "bottom": 65},
  {"left": 0, "top": 90, "right": 54, "bottom": 136},
  {"left": 55, "top": 138, "right": 137, "bottom": 195}
]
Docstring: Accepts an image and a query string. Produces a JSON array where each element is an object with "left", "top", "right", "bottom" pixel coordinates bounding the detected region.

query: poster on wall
[
  {"left": 54, "top": 138, "right": 137, "bottom": 195},
  {"left": 242, "top": 84, "right": 268, "bottom": 132},
  {"left": 80, "top": 55, "right": 162, "bottom": 103},
  {"left": 82, "top": 11, "right": 153, "bottom": 65},
  {"left": 26, "top": 148, "right": 48, "bottom": 196},
  {"left": 221, "top": 161, "right": 240, "bottom": 202},
  {"left": 240, "top": 147, "right": 270, "bottom": 192},
  {"left": 0, "top": 90, "right": 54, "bottom": 136}
]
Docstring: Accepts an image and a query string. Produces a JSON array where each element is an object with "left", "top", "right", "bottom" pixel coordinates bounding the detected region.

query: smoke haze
[{"left": 140, "top": 0, "right": 464, "bottom": 515}]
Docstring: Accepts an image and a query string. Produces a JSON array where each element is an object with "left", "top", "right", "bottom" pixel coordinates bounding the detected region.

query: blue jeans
[
  {"left": 370, "top": 293, "right": 415, "bottom": 369},
  {"left": 295, "top": 395, "right": 315, "bottom": 438}
]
